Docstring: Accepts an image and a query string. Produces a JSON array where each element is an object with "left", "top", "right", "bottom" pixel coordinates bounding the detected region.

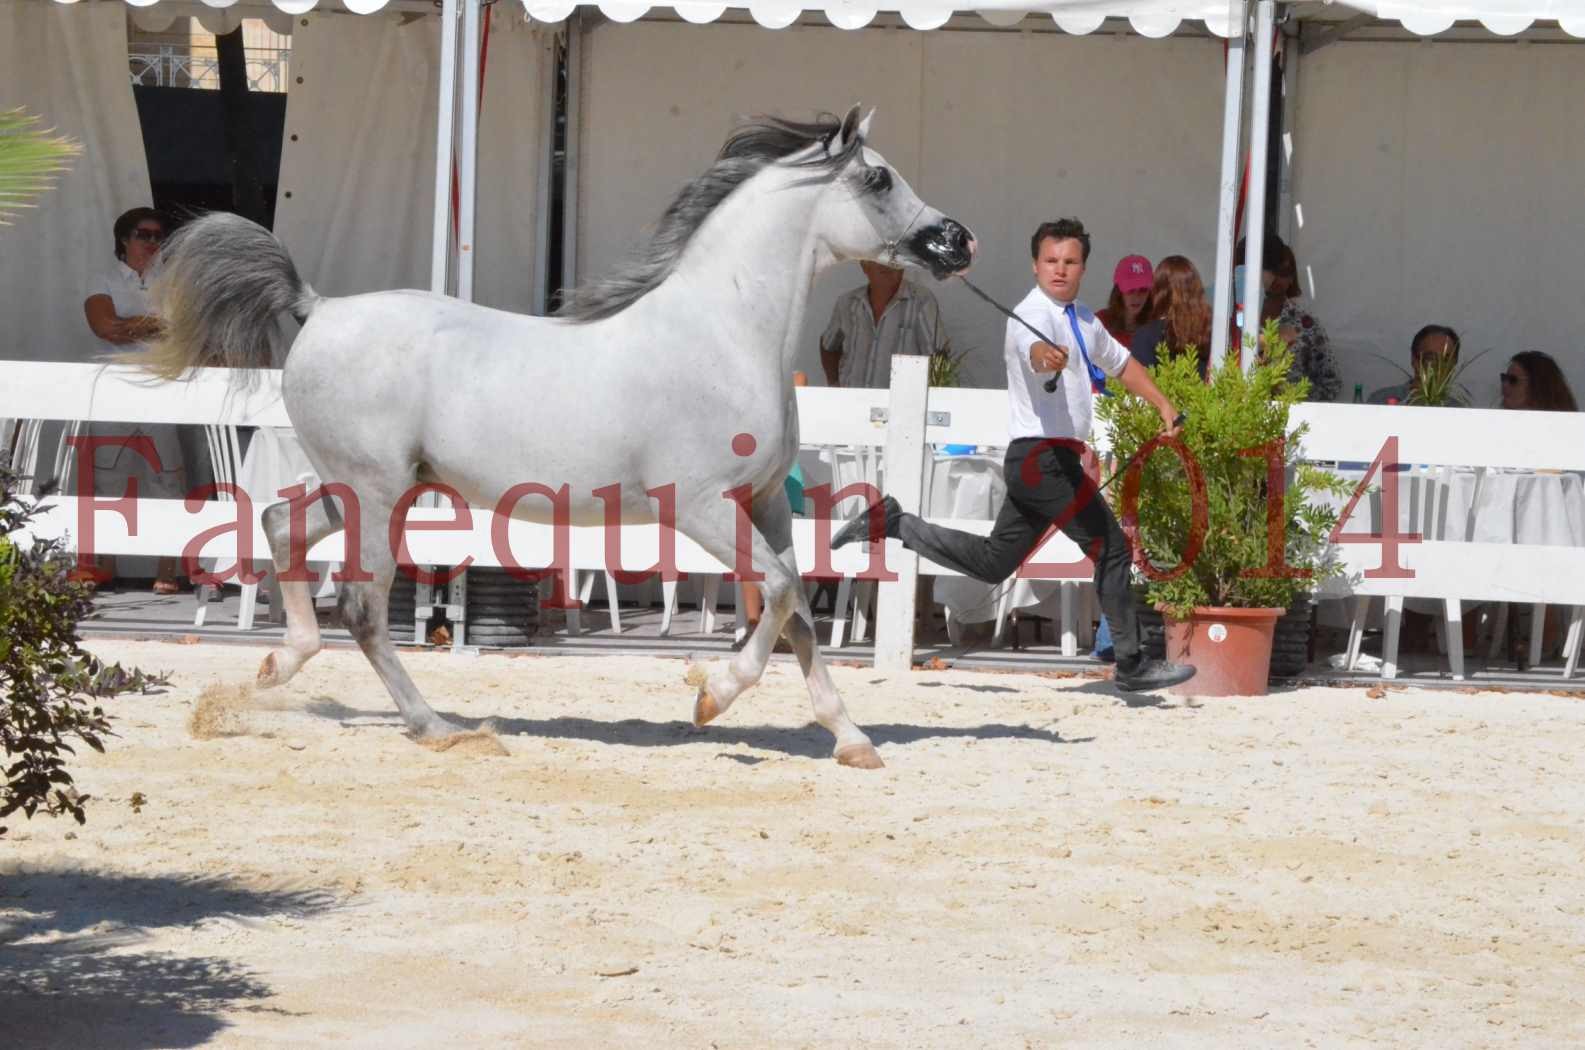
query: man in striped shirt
[{"left": 819, "top": 262, "right": 948, "bottom": 388}]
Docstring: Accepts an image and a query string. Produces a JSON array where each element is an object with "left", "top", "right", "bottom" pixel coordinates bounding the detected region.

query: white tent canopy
[
  {"left": 14, "top": 0, "right": 1583, "bottom": 396},
  {"left": 53, "top": 0, "right": 1585, "bottom": 38}
]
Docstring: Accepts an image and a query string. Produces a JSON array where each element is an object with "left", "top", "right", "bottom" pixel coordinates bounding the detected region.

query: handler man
[{"left": 833, "top": 218, "right": 1195, "bottom": 693}]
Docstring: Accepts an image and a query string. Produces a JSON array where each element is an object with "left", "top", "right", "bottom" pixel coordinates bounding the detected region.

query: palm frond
[{"left": 0, "top": 108, "right": 82, "bottom": 226}]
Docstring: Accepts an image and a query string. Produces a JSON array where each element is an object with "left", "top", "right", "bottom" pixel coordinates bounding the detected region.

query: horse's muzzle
[{"left": 908, "top": 218, "right": 977, "bottom": 278}]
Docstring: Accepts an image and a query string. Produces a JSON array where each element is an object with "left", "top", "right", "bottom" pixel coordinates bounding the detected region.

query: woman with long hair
[
  {"left": 1261, "top": 239, "right": 1341, "bottom": 401},
  {"left": 1501, "top": 351, "right": 1579, "bottom": 412},
  {"left": 1129, "top": 255, "right": 1212, "bottom": 376},
  {"left": 1096, "top": 254, "right": 1153, "bottom": 347}
]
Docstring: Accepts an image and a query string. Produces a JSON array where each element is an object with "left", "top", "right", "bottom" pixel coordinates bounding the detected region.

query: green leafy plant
[
  {"left": 1, "top": 460, "right": 167, "bottom": 836},
  {"left": 1096, "top": 322, "right": 1351, "bottom": 619},
  {"left": 0, "top": 108, "right": 81, "bottom": 226}
]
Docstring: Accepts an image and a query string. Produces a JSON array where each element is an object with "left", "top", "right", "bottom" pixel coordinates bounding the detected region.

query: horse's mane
[{"left": 557, "top": 113, "right": 862, "bottom": 323}]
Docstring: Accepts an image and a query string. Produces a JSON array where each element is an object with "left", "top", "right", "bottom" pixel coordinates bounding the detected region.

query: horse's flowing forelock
[{"left": 558, "top": 114, "right": 862, "bottom": 323}]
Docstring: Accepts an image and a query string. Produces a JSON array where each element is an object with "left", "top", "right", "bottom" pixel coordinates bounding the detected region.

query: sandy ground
[{"left": 4, "top": 640, "right": 1585, "bottom": 1049}]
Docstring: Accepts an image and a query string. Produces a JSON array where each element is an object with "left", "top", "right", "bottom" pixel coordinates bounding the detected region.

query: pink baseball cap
[{"left": 1113, "top": 254, "right": 1153, "bottom": 294}]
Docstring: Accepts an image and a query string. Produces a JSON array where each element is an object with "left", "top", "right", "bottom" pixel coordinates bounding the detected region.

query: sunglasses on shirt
[{"left": 130, "top": 227, "right": 166, "bottom": 244}]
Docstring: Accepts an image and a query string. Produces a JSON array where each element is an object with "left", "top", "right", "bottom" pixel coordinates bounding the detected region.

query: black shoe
[
  {"left": 831, "top": 495, "right": 903, "bottom": 549},
  {"left": 1114, "top": 658, "right": 1195, "bottom": 693}
]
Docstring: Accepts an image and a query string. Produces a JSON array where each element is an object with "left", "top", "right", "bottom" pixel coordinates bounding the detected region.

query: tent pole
[
  {"left": 456, "top": 0, "right": 482, "bottom": 302},
  {"left": 532, "top": 34, "right": 556, "bottom": 315},
  {"left": 1240, "top": 0, "right": 1277, "bottom": 365},
  {"left": 430, "top": 0, "right": 459, "bottom": 295},
  {"left": 561, "top": 12, "right": 583, "bottom": 303},
  {"left": 1209, "top": 1, "right": 1249, "bottom": 371}
]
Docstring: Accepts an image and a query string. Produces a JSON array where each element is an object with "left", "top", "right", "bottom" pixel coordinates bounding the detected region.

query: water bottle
[{"left": 1352, "top": 383, "right": 1364, "bottom": 404}]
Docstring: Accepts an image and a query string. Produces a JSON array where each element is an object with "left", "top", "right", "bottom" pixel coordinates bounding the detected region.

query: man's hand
[
  {"left": 1030, "top": 341, "right": 1069, "bottom": 374},
  {"left": 1159, "top": 405, "right": 1184, "bottom": 439}
]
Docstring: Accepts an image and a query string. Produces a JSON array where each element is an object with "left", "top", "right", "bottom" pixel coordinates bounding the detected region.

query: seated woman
[
  {"left": 81, "top": 207, "right": 190, "bottom": 593},
  {"left": 1095, "top": 254, "right": 1153, "bottom": 348},
  {"left": 1262, "top": 239, "right": 1341, "bottom": 401},
  {"left": 1500, "top": 351, "right": 1579, "bottom": 412},
  {"left": 1130, "top": 255, "right": 1212, "bottom": 375}
]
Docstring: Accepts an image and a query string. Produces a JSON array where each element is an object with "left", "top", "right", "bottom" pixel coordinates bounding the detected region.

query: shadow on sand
[
  {"left": 0, "top": 867, "right": 335, "bottom": 1049},
  {"left": 304, "top": 697, "right": 1096, "bottom": 758}
]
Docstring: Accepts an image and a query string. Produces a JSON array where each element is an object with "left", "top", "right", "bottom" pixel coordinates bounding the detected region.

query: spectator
[
  {"left": 1369, "top": 325, "right": 1463, "bottom": 405},
  {"left": 819, "top": 261, "right": 948, "bottom": 388},
  {"left": 1096, "top": 254, "right": 1153, "bottom": 347},
  {"left": 1235, "top": 236, "right": 1341, "bottom": 401},
  {"left": 80, "top": 207, "right": 191, "bottom": 593},
  {"left": 1129, "top": 255, "right": 1212, "bottom": 375},
  {"left": 1501, "top": 351, "right": 1579, "bottom": 412}
]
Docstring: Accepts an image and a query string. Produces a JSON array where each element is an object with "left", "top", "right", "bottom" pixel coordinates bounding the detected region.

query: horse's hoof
[
  {"left": 410, "top": 719, "right": 464, "bottom": 742},
  {"left": 693, "top": 686, "right": 722, "bottom": 727},
  {"left": 835, "top": 741, "right": 885, "bottom": 770},
  {"left": 256, "top": 651, "right": 281, "bottom": 689}
]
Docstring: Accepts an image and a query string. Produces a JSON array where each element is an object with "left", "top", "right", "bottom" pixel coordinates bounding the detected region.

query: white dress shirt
[
  {"left": 90, "top": 260, "right": 155, "bottom": 353},
  {"left": 1002, "top": 285, "right": 1132, "bottom": 442}
]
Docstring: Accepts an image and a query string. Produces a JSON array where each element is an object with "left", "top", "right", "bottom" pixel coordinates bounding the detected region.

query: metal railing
[{"left": 129, "top": 47, "right": 292, "bottom": 93}]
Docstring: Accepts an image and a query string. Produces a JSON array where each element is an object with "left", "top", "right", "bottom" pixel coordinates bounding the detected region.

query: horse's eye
[{"left": 862, "top": 166, "right": 893, "bottom": 194}]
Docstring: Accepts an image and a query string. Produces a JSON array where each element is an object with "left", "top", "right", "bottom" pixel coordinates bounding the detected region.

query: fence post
[{"left": 873, "top": 356, "right": 929, "bottom": 672}]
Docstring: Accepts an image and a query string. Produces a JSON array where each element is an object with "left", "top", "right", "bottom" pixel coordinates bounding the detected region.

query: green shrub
[
  {"left": 1, "top": 461, "right": 166, "bottom": 836},
  {"left": 1096, "top": 323, "right": 1351, "bottom": 619}
]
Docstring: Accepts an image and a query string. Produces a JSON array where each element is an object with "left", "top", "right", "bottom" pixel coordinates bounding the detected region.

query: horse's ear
[
  {"left": 857, "top": 107, "right": 875, "bottom": 142},
  {"left": 835, "top": 103, "right": 864, "bottom": 152}
]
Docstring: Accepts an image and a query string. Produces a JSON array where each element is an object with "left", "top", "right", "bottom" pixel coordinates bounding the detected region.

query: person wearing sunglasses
[
  {"left": 77, "top": 207, "right": 191, "bottom": 593},
  {"left": 1500, "top": 352, "right": 1579, "bottom": 413},
  {"left": 85, "top": 208, "right": 167, "bottom": 346}
]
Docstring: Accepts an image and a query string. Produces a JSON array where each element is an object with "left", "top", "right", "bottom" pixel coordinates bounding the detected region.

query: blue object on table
[
  {"left": 784, "top": 461, "right": 805, "bottom": 514},
  {"left": 941, "top": 444, "right": 978, "bottom": 456}
]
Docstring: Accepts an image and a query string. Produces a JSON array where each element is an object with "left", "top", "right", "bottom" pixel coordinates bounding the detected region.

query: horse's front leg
[{"left": 685, "top": 494, "right": 881, "bottom": 769}]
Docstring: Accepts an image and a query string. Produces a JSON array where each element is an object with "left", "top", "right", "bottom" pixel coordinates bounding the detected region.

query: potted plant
[
  {"left": 1095, "top": 323, "right": 1350, "bottom": 695},
  {"left": 928, "top": 337, "right": 970, "bottom": 388}
]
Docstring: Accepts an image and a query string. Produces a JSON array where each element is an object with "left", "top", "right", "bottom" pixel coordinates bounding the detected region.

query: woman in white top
[{"left": 80, "top": 207, "right": 189, "bottom": 593}]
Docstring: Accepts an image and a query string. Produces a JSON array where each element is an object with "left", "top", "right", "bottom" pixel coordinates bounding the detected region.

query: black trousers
[{"left": 897, "top": 437, "right": 1142, "bottom": 667}]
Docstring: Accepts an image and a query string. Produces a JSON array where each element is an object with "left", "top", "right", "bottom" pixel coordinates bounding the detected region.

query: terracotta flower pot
[{"left": 1162, "top": 606, "right": 1285, "bottom": 697}]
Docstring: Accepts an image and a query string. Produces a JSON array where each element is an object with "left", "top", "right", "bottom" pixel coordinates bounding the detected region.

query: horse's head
[{"left": 812, "top": 105, "right": 976, "bottom": 280}]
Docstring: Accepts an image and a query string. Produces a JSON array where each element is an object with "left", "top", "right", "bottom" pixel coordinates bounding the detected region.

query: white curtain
[
  {"left": 577, "top": 22, "right": 1225, "bottom": 388},
  {"left": 1292, "top": 38, "right": 1585, "bottom": 406},
  {"left": 273, "top": 10, "right": 548, "bottom": 313},
  {"left": 0, "top": 0, "right": 152, "bottom": 364}
]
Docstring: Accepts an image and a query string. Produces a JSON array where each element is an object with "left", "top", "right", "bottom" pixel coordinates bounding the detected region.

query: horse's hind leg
[
  {"left": 257, "top": 494, "right": 341, "bottom": 689},
  {"left": 336, "top": 489, "right": 462, "bottom": 740},
  {"left": 751, "top": 494, "right": 881, "bottom": 769}
]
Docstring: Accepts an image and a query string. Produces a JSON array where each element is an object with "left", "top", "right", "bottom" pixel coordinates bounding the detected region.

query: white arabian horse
[{"left": 134, "top": 106, "right": 975, "bottom": 769}]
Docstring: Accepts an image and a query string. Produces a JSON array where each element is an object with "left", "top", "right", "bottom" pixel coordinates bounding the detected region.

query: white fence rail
[{"left": 4, "top": 361, "right": 1583, "bottom": 679}]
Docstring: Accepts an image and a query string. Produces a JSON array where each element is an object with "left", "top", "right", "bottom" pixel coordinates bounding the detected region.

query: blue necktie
[{"left": 1064, "top": 303, "right": 1108, "bottom": 396}]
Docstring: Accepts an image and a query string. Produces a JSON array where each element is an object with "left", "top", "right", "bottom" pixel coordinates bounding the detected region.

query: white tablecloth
[{"left": 1323, "top": 467, "right": 1585, "bottom": 546}]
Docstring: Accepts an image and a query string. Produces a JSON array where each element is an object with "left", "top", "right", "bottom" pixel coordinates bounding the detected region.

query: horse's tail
[{"left": 124, "top": 212, "right": 321, "bottom": 383}]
